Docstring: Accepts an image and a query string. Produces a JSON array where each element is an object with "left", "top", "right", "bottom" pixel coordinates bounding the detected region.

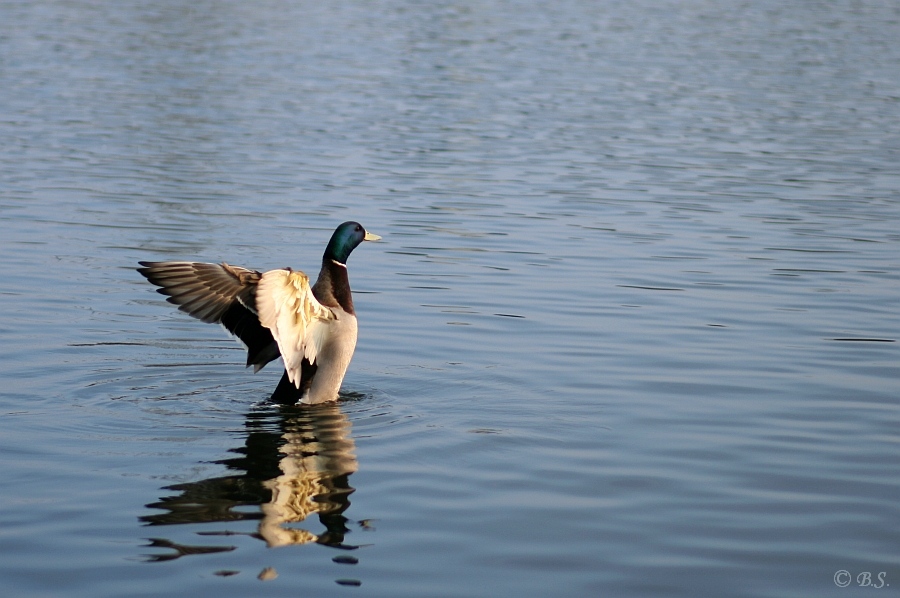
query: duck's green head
[{"left": 324, "top": 221, "right": 380, "bottom": 264}]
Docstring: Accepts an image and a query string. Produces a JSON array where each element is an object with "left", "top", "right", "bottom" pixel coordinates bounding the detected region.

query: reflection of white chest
[{"left": 302, "top": 308, "right": 358, "bottom": 405}]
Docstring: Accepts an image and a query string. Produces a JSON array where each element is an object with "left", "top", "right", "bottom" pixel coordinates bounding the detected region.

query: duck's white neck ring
[{"left": 331, "top": 259, "right": 347, "bottom": 269}]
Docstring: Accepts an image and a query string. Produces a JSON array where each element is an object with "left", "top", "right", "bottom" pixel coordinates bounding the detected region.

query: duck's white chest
[{"left": 301, "top": 308, "right": 358, "bottom": 405}]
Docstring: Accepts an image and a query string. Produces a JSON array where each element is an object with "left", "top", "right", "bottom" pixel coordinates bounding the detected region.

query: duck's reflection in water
[{"left": 141, "top": 402, "right": 361, "bottom": 561}]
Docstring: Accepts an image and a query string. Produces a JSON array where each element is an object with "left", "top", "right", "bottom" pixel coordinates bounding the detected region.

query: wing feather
[
  {"left": 137, "top": 261, "right": 260, "bottom": 322},
  {"left": 256, "top": 269, "right": 335, "bottom": 389},
  {"left": 138, "top": 261, "right": 280, "bottom": 369}
]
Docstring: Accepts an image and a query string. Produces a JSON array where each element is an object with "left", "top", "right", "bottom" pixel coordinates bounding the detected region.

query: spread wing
[
  {"left": 137, "top": 261, "right": 280, "bottom": 370},
  {"left": 256, "top": 269, "right": 336, "bottom": 389}
]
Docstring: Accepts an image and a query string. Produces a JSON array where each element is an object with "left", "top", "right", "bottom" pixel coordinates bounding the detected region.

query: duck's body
[{"left": 138, "top": 222, "right": 379, "bottom": 405}]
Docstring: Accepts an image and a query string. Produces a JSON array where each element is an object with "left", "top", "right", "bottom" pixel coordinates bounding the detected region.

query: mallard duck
[{"left": 138, "top": 221, "right": 380, "bottom": 405}]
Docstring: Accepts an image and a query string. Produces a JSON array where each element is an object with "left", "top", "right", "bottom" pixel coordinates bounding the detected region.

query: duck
[{"left": 138, "top": 221, "right": 380, "bottom": 405}]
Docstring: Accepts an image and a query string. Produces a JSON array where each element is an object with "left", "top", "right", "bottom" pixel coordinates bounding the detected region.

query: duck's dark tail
[
  {"left": 269, "top": 371, "right": 301, "bottom": 404},
  {"left": 268, "top": 359, "right": 317, "bottom": 405}
]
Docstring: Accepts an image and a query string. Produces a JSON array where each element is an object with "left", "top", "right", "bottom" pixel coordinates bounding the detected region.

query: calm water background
[{"left": 1, "top": 1, "right": 899, "bottom": 596}]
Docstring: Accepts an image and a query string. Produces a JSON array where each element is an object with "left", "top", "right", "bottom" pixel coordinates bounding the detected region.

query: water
[{"left": 1, "top": 1, "right": 899, "bottom": 596}]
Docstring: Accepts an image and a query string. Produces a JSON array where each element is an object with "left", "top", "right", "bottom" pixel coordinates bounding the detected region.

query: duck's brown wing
[{"left": 137, "top": 261, "right": 280, "bottom": 371}]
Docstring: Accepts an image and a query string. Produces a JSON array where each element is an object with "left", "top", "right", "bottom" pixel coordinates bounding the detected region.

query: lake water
[{"left": 1, "top": 1, "right": 898, "bottom": 596}]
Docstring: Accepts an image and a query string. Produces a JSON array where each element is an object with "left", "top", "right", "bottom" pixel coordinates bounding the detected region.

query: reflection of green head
[{"left": 323, "top": 221, "right": 380, "bottom": 264}]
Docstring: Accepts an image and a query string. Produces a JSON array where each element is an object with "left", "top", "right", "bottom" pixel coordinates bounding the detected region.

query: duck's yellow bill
[{"left": 364, "top": 232, "right": 381, "bottom": 242}]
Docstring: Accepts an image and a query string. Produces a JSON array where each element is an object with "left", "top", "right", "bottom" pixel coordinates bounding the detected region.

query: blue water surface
[{"left": 1, "top": 1, "right": 898, "bottom": 596}]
